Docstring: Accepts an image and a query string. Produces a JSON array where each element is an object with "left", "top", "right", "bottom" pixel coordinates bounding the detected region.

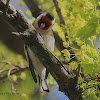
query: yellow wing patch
[{"left": 24, "top": 44, "right": 29, "bottom": 65}]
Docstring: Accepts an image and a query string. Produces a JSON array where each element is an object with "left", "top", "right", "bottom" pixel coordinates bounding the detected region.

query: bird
[{"left": 24, "top": 12, "right": 55, "bottom": 92}]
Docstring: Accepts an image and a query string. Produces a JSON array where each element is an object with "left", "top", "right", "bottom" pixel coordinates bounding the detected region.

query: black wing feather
[
  {"left": 46, "top": 69, "right": 49, "bottom": 79},
  {"left": 25, "top": 44, "right": 37, "bottom": 83}
]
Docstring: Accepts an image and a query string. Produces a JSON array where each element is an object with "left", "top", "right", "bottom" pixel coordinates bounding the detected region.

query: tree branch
[
  {"left": 0, "top": 0, "right": 82, "bottom": 99},
  {"left": 0, "top": 60, "right": 29, "bottom": 80},
  {"left": 52, "top": 0, "right": 69, "bottom": 41},
  {"left": 52, "top": 0, "right": 80, "bottom": 63},
  {"left": 24, "top": 0, "right": 42, "bottom": 18},
  {"left": 52, "top": 0, "right": 65, "bottom": 25},
  {"left": 0, "top": 67, "right": 28, "bottom": 80},
  {"left": 3, "top": 0, "right": 10, "bottom": 14},
  {"left": 0, "top": 60, "right": 23, "bottom": 68},
  {"left": 7, "top": 68, "right": 17, "bottom": 93}
]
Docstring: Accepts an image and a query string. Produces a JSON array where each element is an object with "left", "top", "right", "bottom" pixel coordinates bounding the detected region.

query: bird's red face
[{"left": 38, "top": 15, "right": 53, "bottom": 30}]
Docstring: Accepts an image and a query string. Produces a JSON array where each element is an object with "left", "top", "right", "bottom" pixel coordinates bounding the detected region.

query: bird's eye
[
  {"left": 40, "top": 17, "right": 43, "bottom": 24},
  {"left": 46, "top": 24, "right": 51, "bottom": 27},
  {"left": 42, "top": 16, "right": 45, "bottom": 20}
]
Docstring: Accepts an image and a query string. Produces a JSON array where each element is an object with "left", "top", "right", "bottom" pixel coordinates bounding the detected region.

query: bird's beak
[{"left": 40, "top": 23, "right": 45, "bottom": 29}]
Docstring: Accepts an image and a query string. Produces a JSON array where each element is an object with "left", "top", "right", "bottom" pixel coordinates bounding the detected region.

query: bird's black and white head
[{"left": 34, "top": 12, "right": 55, "bottom": 32}]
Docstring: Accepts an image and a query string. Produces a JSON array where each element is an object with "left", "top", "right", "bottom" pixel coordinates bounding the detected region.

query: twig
[
  {"left": 0, "top": 67, "right": 29, "bottom": 80},
  {"left": 0, "top": 60, "right": 28, "bottom": 80},
  {"left": 3, "top": 0, "right": 10, "bottom": 14},
  {"left": 52, "top": 0, "right": 65, "bottom": 25},
  {"left": 0, "top": 52, "right": 5, "bottom": 59},
  {"left": 75, "top": 84, "right": 99, "bottom": 100},
  {"left": 52, "top": 0, "right": 69, "bottom": 41},
  {"left": 8, "top": 68, "right": 17, "bottom": 93},
  {"left": 77, "top": 64, "right": 81, "bottom": 77},
  {"left": 83, "top": 84, "right": 99, "bottom": 92},
  {"left": 0, "top": 60, "right": 23, "bottom": 68},
  {"left": 0, "top": 68, "right": 9, "bottom": 74}
]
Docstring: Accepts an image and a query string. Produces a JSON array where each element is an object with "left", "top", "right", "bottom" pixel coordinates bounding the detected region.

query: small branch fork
[
  {"left": 0, "top": 60, "right": 29, "bottom": 94},
  {"left": 52, "top": 0, "right": 69, "bottom": 41},
  {"left": 0, "top": 60, "right": 29, "bottom": 80},
  {"left": 3, "top": 0, "right": 10, "bottom": 14},
  {"left": 0, "top": 60, "right": 23, "bottom": 69},
  {"left": 52, "top": 0, "right": 65, "bottom": 25},
  {"left": 7, "top": 68, "right": 17, "bottom": 93}
]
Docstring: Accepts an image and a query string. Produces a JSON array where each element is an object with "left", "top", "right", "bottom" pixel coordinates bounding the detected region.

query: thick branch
[
  {"left": 24, "top": 0, "right": 42, "bottom": 18},
  {"left": 0, "top": 0, "right": 82, "bottom": 99}
]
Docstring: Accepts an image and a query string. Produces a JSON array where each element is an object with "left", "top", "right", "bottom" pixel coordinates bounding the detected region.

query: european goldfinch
[{"left": 25, "top": 12, "right": 55, "bottom": 92}]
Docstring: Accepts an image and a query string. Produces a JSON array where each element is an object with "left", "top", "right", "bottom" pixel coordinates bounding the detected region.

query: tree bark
[{"left": 0, "top": 0, "right": 82, "bottom": 99}]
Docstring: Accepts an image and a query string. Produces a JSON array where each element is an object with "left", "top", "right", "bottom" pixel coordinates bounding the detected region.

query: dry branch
[
  {"left": 0, "top": 0, "right": 82, "bottom": 99},
  {"left": 0, "top": 60, "right": 23, "bottom": 68},
  {"left": 0, "top": 60, "right": 28, "bottom": 80},
  {"left": 53, "top": 0, "right": 65, "bottom": 25},
  {"left": 0, "top": 67, "right": 28, "bottom": 80},
  {"left": 52, "top": 0, "right": 68, "bottom": 41},
  {"left": 8, "top": 68, "right": 17, "bottom": 93}
]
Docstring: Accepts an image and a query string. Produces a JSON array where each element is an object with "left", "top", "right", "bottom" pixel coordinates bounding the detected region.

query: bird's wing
[
  {"left": 45, "top": 69, "right": 49, "bottom": 79},
  {"left": 24, "top": 44, "right": 37, "bottom": 83}
]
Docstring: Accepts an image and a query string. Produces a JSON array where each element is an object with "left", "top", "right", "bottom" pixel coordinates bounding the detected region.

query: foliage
[
  {"left": 0, "top": 42, "right": 26, "bottom": 66},
  {"left": 38, "top": 0, "right": 100, "bottom": 99},
  {"left": 19, "top": 0, "right": 25, "bottom": 6},
  {"left": 1, "top": 0, "right": 100, "bottom": 100},
  {"left": 52, "top": 0, "right": 100, "bottom": 99}
]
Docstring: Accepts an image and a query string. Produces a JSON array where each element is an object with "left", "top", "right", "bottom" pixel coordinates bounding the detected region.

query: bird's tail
[{"left": 40, "top": 78, "right": 49, "bottom": 92}]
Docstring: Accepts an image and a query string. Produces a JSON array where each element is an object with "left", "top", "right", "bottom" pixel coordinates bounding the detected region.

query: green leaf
[
  {"left": 19, "top": 0, "right": 25, "bottom": 6},
  {"left": 81, "top": 63, "right": 99, "bottom": 77},
  {"left": 77, "top": 16, "right": 99, "bottom": 40},
  {"left": 24, "top": 10, "right": 32, "bottom": 17},
  {"left": 80, "top": 45, "right": 100, "bottom": 76}
]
